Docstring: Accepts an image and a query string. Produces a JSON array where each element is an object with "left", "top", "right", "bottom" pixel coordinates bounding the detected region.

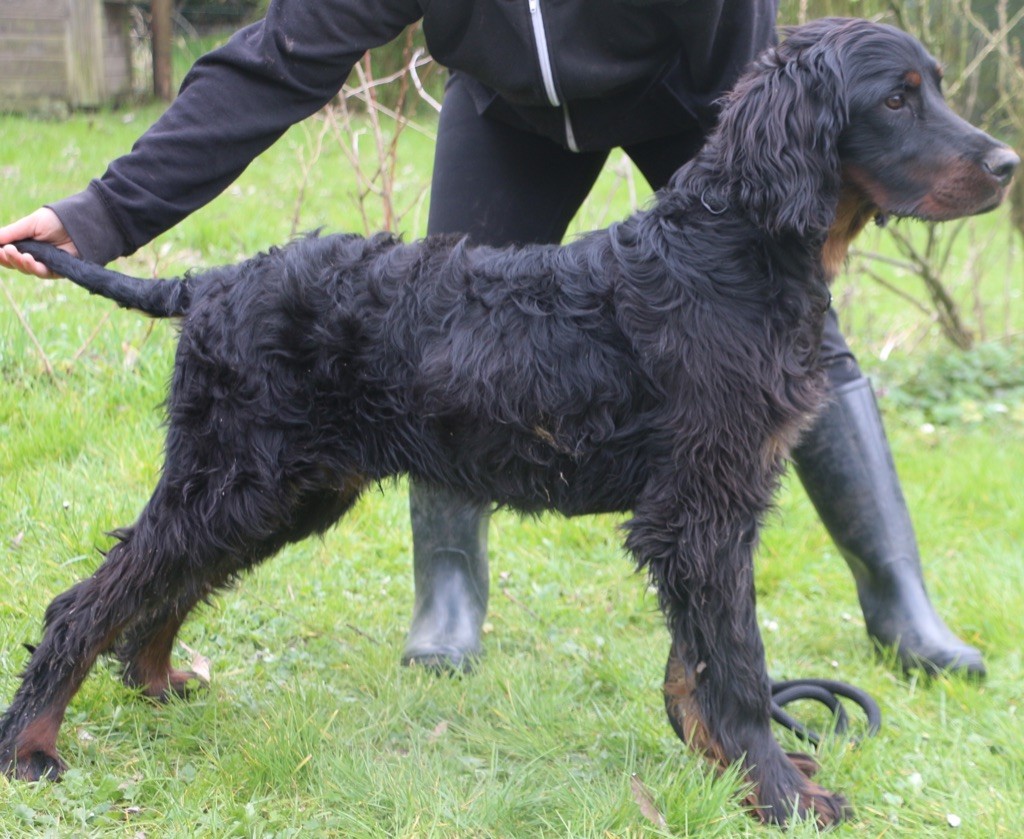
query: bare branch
[
  {"left": 854, "top": 264, "right": 933, "bottom": 316},
  {"left": 948, "top": 4, "right": 1024, "bottom": 99},
  {"left": 291, "top": 114, "right": 333, "bottom": 236},
  {"left": 0, "top": 277, "right": 59, "bottom": 382},
  {"left": 72, "top": 310, "right": 113, "bottom": 363},
  {"left": 409, "top": 48, "right": 441, "bottom": 113}
]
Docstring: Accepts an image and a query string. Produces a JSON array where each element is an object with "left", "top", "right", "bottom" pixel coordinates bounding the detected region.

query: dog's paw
[
  {"left": 796, "top": 783, "right": 850, "bottom": 828},
  {"left": 1, "top": 746, "right": 67, "bottom": 782},
  {"left": 135, "top": 668, "right": 206, "bottom": 703},
  {"left": 121, "top": 657, "right": 208, "bottom": 703},
  {"left": 747, "top": 752, "right": 850, "bottom": 828},
  {"left": 749, "top": 784, "right": 850, "bottom": 828}
]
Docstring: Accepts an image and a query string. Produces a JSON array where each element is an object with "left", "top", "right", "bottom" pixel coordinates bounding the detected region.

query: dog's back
[{"left": 165, "top": 230, "right": 659, "bottom": 515}]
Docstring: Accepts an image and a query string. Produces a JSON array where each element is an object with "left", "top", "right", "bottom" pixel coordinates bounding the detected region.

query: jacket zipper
[{"left": 527, "top": 0, "right": 579, "bottom": 152}]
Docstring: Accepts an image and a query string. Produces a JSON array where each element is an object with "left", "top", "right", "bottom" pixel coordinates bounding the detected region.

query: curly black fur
[{"left": 2, "top": 18, "right": 1016, "bottom": 827}]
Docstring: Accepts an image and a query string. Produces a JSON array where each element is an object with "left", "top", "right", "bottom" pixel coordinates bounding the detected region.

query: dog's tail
[{"left": 12, "top": 240, "right": 191, "bottom": 318}]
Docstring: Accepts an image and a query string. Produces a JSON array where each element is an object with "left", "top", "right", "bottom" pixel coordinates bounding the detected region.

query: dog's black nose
[{"left": 983, "top": 146, "right": 1020, "bottom": 186}]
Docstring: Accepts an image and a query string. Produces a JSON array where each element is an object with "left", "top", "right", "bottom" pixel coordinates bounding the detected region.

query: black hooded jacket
[{"left": 50, "top": 0, "right": 778, "bottom": 264}]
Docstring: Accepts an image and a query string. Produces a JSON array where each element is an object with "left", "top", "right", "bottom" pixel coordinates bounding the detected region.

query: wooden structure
[{"left": 0, "top": 0, "right": 134, "bottom": 110}]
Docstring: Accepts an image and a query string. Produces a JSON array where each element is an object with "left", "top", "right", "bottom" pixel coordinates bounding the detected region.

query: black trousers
[{"left": 426, "top": 73, "right": 861, "bottom": 386}]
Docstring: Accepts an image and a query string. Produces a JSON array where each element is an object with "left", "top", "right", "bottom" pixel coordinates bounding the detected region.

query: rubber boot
[
  {"left": 401, "top": 480, "right": 490, "bottom": 672},
  {"left": 792, "top": 377, "right": 985, "bottom": 677}
]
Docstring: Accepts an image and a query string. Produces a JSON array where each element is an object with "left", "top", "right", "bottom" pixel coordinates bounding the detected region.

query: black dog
[{"left": 1, "top": 19, "right": 1016, "bottom": 826}]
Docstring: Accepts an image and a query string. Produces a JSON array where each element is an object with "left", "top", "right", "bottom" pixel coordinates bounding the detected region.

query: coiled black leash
[{"left": 770, "top": 678, "right": 882, "bottom": 746}]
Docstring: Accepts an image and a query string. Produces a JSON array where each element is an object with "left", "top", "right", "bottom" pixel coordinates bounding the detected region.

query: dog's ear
[{"left": 710, "top": 28, "right": 848, "bottom": 236}]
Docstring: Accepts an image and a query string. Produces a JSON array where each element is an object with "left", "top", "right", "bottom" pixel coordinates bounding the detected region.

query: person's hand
[{"left": 0, "top": 208, "right": 78, "bottom": 279}]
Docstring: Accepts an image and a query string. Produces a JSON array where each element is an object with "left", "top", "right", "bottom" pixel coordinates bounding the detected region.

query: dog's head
[{"left": 710, "top": 18, "right": 1018, "bottom": 236}]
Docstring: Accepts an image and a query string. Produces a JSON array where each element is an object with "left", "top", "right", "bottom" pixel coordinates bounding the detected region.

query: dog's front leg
[{"left": 626, "top": 486, "right": 849, "bottom": 827}]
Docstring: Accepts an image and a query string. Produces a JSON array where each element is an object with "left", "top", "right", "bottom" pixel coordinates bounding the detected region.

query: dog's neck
[{"left": 821, "top": 182, "right": 880, "bottom": 282}]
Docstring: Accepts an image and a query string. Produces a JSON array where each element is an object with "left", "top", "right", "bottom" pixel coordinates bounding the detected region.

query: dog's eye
[{"left": 885, "top": 94, "right": 905, "bottom": 110}]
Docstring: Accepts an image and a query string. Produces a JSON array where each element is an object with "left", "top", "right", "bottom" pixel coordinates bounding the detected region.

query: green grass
[{"left": 2, "top": 89, "right": 1023, "bottom": 837}]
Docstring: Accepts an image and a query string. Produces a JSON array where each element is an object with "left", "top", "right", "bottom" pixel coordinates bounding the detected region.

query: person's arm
[{"left": 2, "top": 0, "right": 421, "bottom": 269}]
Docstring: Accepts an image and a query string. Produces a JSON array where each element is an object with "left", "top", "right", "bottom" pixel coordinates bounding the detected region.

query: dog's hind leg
[
  {"left": 0, "top": 469, "right": 364, "bottom": 780},
  {"left": 114, "top": 485, "right": 362, "bottom": 701},
  {"left": 0, "top": 507, "right": 177, "bottom": 781},
  {"left": 627, "top": 479, "right": 849, "bottom": 827}
]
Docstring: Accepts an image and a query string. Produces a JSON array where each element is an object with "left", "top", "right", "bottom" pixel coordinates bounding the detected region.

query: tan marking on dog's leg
[
  {"left": 11, "top": 709, "right": 68, "bottom": 781},
  {"left": 663, "top": 646, "right": 731, "bottom": 768}
]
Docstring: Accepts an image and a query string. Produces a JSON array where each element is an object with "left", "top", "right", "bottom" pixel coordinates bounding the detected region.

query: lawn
[{"left": 1, "top": 84, "right": 1023, "bottom": 837}]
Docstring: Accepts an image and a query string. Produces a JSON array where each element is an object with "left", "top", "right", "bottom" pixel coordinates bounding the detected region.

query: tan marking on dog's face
[{"left": 915, "top": 156, "right": 1014, "bottom": 220}]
